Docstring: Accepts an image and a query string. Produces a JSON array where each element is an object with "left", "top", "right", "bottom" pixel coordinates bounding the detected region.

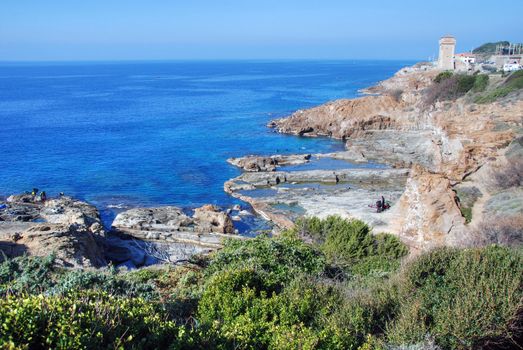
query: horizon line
[{"left": 0, "top": 57, "right": 423, "bottom": 64}]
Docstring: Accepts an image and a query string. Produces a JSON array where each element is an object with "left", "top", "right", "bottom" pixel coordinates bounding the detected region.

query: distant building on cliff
[
  {"left": 438, "top": 36, "right": 456, "bottom": 70},
  {"left": 455, "top": 52, "right": 476, "bottom": 64},
  {"left": 455, "top": 52, "right": 476, "bottom": 71}
]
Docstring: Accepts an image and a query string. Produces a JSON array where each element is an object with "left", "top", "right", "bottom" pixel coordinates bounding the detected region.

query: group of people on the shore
[{"left": 31, "top": 188, "right": 47, "bottom": 202}]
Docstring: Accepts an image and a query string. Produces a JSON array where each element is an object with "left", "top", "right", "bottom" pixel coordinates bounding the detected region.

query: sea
[{"left": 0, "top": 60, "right": 413, "bottom": 224}]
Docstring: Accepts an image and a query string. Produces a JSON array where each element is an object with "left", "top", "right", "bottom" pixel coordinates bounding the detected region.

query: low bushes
[
  {"left": 387, "top": 245, "right": 523, "bottom": 349},
  {"left": 0, "top": 254, "right": 158, "bottom": 299},
  {"left": 196, "top": 269, "right": 394, "bottom": 349},
  {"left": 1, "top": 216, "right": 522, "bottom": 349},
  {"left": 0, "top": 291, "right": 188, "bottom": 350},
  {"left": 475, "top": 70, "right": 523, "bottom": 103},
  {"left": 425, "top": 73, "right": 488, "bottom": 105},
  {"left": 206, "top": 234, "right": 326, "bottom": 287},
  {"left": 472, "top": 73, "right": 489, "bottom": 92},
  {"left": 292, "top": 216, "right": 408, "bottom": 274}
]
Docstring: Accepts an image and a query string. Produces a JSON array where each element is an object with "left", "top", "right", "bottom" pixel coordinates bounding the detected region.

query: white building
[
  {"left": 455, "top": 53, "right": 476, "bottom": 64},
  {"left": 503, "top": 63, "right": 522, "bottom": 72}
]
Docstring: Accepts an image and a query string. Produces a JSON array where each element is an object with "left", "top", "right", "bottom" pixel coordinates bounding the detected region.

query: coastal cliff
[{"left": 267, "top": 66, "right": 523, "bottom": 251}]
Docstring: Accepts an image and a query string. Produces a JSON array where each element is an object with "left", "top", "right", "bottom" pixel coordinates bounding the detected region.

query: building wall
[{"left": 438, "top": 37, "right": 456, "bottom": 70}]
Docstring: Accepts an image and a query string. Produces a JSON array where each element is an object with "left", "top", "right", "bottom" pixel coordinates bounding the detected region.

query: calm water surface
[{"left": 0, "top": 60, "right": 413, "bottom": 219}]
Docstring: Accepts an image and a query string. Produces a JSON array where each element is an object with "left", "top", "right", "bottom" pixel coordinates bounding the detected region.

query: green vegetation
[
  {"left": 434, "top": 71, "right": 453, "bottom": 84},
  {"left": 291, "top": 216, "right": 408, "bottom": 274},
  {"left": 1, "top": 216, "right": 522, "bottom": 349},
  {"left": 460, "top": 206, "right": 473, "bottom": 224},
  {"left": 475, "top": 70, "right": 523, "bottom": 104},
  {"left": 0, "top": 292, "right": 186, "bottom": 350},
  {"left": 425, "top": 73, "right": 489, "bottom": 105},
  {"left": 387, "top": 246, "right": 523, "bottom": 349},
  {"left": 472, "top": 74, "right": 489, "bottom": 92},
  {"left": 472, "top": 41, "right": 510, "bottom": 55},
  {"left": 0, "top": 254, "right": 158, "bottom": 298}
]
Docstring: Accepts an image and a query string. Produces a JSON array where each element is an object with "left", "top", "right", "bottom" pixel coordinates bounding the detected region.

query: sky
[{"left": 1, "top": 0, "right": 522, "bottom": 61}]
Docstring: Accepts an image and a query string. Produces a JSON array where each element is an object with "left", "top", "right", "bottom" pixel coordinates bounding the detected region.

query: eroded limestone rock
[
  {"left": 228, "top": 154, "right": 311, "bottom": 172},
  {"left": 0, "top": 195, "right": 107, "bottom": 267},
  {"left": 111, "top": 204, "right": 239, "bottom": 250},
  {"left": 389, "top": 166, "right": 467, "bottom": 252},
  {"left": 193, "top": 204, "right": 234, "bottom": 234}
]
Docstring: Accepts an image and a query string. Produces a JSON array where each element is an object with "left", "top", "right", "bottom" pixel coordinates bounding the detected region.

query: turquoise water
[{"left": 0, "top": 60, "right": 412, "bottom": 218}]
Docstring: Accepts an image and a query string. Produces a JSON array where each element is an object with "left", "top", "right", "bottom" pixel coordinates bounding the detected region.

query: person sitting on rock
[
  {"left": 376, "top": 199, "right": 383, "bottom": 213},
  {"left": 40, "top": 191, "right": 47, "bottom": 202},
  {"left": 379, "top": 196, "right": 391, "bottom": 212}
]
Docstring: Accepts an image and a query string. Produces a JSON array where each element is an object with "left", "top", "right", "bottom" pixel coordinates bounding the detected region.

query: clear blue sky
[{"left": 1, "top": 0, "right": 522, "bottom": 61}]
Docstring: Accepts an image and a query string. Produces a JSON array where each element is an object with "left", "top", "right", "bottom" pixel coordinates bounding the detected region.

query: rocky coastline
[
  {"left": 264, "top": 65, "right": 523, "bottom": 252},
  {"left": 0, "top": 194, "right": 243, "bottom": 268},
  {"left": 2, "top": 62, "right": 522, "bottom": 266}
]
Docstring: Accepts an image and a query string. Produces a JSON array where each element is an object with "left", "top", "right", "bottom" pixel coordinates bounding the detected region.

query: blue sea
[{"left": 0, "top": 60, "right": 412, "bottom": 221}]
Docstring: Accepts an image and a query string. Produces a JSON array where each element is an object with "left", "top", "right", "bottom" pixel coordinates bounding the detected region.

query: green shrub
[
  {"left": 387, "top": 245, "right": 523, "bottom": 349},
  {"left": 472, "top": 74, "right": 489, "bottom": 92},
  {"left": 460, "top": 206, "right": 472, "bottom": 224},
  {"left": 0, "top": 255, "right": 159, "bottom": 299},
  {"left": 197, "top": 269, "right": 383, "bottom": 349},
  {"left": 434, "top": 71, "right": 453, "bottom": 83},
  {"left": 455, "top": 75, "right": 476, "bottom": 94},
  {"left": 0, "top": 254, "right": 56, "bottom": 294},
  {"left": 426, "top": 73, "right": 486, "bottom": 105},
  {"left": 292, "top": 216, "right": 408, "bottom": 274},
  {"left": 1, "top": 218, "right": 520, "bottom": 350},
  {"left": 206, "top": 235, "right": 325, "bottom": 287},
  {"left": 505, "top": 69, "right": 523, "bottom": 87},
  {"left": 320, "top": 218, "right": 375, "bottom": 263},
  {"left": 50, "top": 269, "right": 159, "bottom": 299},
  {"left": 0, "top": 291, "right": 190, "bottom": 350}
]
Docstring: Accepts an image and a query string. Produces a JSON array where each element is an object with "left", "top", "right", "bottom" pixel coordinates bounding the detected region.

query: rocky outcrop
[
  {"left": 264, "top": 65, "right": 523, "bottom": 251},
  {"left": 193, "top": 204, "right": 235, "bottom": 233},
  {"left": 112, "top": 207, "right": 193, "bottom": 234},
  {"left": 0, "top": 195, "right": 106, "bottom": 267},
  {"left": 111, "top": 204, "right": 238, "bottom": 247},
  {"left": 269, "top": 96, "right": 401, "bottom": 139},
  {"left": 41, "top": 197, "right": 104, "bottom": 234},
  {"left": 228, "top": 154, "right": 311, "bottom": 172},
  {"left": 9, "top": 224, "right": 106, "bottom": 267},
  {"left": 388, "top": 165, "right": 467, "bottom": 252}
]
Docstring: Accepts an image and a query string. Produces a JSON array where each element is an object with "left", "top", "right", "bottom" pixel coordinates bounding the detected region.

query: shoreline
[{"left": 2, "top": 60, "right": 522, "bottom": 265}]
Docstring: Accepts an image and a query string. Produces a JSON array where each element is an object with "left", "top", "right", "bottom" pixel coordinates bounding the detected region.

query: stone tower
[{"left": 438, "top": 36, "right": 456, "bottom": 70}]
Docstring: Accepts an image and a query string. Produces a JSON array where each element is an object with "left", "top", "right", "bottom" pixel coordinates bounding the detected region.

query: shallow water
[{"left": 0, "top": 60, "right": 413, "bottom": 220}]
